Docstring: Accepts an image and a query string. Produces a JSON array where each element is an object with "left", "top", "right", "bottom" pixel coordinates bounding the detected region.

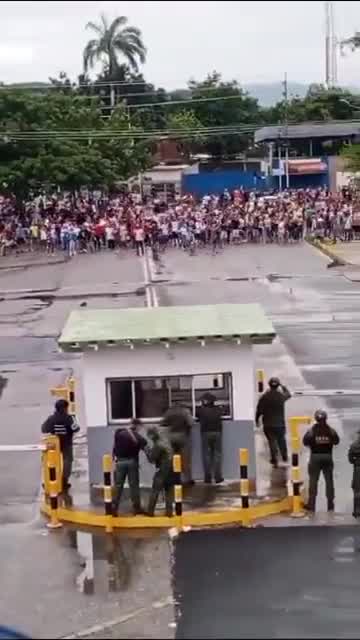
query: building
[
  {"left": 255, "top": 121, "right": 360, "bottom": 190},
  {"left": 58, "top": 303, "right": 275, "bottom": 492}
]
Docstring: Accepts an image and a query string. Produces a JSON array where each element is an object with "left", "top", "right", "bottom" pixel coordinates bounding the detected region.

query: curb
[
  {"left": 306, "top": 238, "right": 347, "bottom": 266},
  {"left": 0, "top": 257, "right": 67, "bottom": 271}
]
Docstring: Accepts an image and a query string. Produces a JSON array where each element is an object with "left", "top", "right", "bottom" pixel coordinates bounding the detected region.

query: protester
[{"left": 0, "top": 187, "right": 357, "bottom": 259}]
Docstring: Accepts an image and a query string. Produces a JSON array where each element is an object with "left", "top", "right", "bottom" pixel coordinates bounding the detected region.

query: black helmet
[
  {"left": 314, "top": 409, "right": 327, "bottom": 423},
  {"left": 269, "top": 377, "right": 280, "bottom": 389},
  {"left": 55, "top": 398, "right": 69, "bottom": 412},
  {"left": 201, "top": 392, "right": 216, "bottom": 405}
]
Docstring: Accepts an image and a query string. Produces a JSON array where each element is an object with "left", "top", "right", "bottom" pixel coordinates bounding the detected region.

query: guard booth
[{"left": 58, "top": 303, "right": 276, "bottom": 492}]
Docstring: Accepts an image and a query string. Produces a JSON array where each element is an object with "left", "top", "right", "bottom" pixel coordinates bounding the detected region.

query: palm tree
[
  {"left": 341, "top": 32, "right": 360, "bottom": 54},
  {"left": 83, "top": 14, "right": 146, "bottom": 76}
]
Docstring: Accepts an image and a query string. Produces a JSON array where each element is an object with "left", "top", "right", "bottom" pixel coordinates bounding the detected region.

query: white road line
[
  {"left": 141, "top": 254, "right": 152, "bottom": 308},
  {"left": 62, "top": 597, "right": 173, "bottom": 639},
  {"left": 146, "top": 248, "right": 159, "bottom": 307}
]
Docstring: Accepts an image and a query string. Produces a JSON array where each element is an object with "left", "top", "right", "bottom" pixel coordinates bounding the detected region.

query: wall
[
  {"left": 82, "top": 342, "right": 257, "bottom": 485},
  {"left": 82, "top": 342, "right": 255, "bottom": 427},
  {"left": 87, "top": 420, "right": 256, "bottom": 486},
  {"left": 182, "top": 170, "right": 266, "bottom": 196}
]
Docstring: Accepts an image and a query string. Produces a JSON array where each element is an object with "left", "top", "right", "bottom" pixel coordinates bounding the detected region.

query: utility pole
[
  {"left": 325, "top": 1, "right": 338, "bottom": 87},
  {"left": 283, "top": 72, "right": 290, "bottom": 189}
]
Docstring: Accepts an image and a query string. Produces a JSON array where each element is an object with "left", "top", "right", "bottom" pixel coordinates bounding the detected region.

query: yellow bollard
[
  {"left": 47, "top": 449, "right": 63, "bottom": 529},
  {"left": 256, "top": 369, "right": 265, "bottom": 394},
  {"left": 173, "top": 454, "right": 183, "bottom": 529},
  {"left": 67, "top": 376, "right": 76, "bottom": 416},
  {"left": 290, "top": 434, "right": 304, "bottom": 518},
  {"left": 103, "top": 454, "right": 113, "bottom": 533},
  {"left": 239, "top": 448, "right": 250, "bottom": 525},
  {"left": 289, "top": 416, "right": 311, "bottom": 440}
]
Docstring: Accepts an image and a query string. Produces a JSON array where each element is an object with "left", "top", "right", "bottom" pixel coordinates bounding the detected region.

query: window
[{"left": 107, "top": 373, "right": 232, "bottom": 423}]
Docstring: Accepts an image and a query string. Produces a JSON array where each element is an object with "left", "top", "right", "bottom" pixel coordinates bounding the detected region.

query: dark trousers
[
  {"left": 62, "top": 447, "right": 73, "bottom": 486},
  {"left": 136, "top": 241, "right": 144, "bottom": 256},
  {"left": 308, "top": 454, "right": 334, "bottom": 511},
  {"left": 148, "top": 471, "right": 173, "bottom": 517},
  {"left": 201, "top": 431, "right": 223, "bottom": 482},
  {"left": 113, "top": 459, "right": 141, "bottom": 514},
  {"left": 263, "top": 426, "right": 288, "bottom": 465}
]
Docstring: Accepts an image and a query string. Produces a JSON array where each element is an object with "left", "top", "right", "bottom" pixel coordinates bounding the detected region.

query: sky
[{"left": 0, "top": 0, "right": 360, "bottom": 89}]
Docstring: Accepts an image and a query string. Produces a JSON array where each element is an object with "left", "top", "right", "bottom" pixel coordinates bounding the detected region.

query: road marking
[
  {"left": 62, "top": 596, "right": 173, "bottom": 639},
  {"left": 141, "top": 254, "right": 152, "bottom": 308},
  {"left": 147, "top": 249, "right": 159, "bottom": 307}
]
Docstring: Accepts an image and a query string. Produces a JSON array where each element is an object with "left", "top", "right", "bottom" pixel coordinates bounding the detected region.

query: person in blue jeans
[{"left": 112, "top": 419, "right": 147, "bottom": 515}]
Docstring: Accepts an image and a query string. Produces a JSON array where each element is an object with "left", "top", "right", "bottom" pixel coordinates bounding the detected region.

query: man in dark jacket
[
  {"left": 197, "top": 392, "right": 224, "bottom": 484},
  {"left": 41, "top": 398, "right": 80, "bottom": 489},
  {"left": 303, "top": 409, "right": 340, "bottom": 513},
  {"left": 255, "top": 377, "right": 291, "bottom": 468},
  {"left": 161, "top": 403, "right": 194, "bottom": 484},
  {"left": 348, "top": 431, "right": 360, "bottom": 518},
  {"left": 112, "top": 418, "right": 147, "bottom": 515},
  {"left": 146, "top": 427, "right": 174, "bottom": 517}
]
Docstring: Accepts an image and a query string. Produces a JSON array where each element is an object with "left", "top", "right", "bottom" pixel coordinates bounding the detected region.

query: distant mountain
[{"left": 243, "top": 82, "right": 308, "bottom": 106}]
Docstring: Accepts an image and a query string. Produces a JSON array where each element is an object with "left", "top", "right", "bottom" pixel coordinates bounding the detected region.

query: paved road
[
  {"left": 1, "top": 242, "right": 360, "bottom": 638},
  {"left": 152, "top": 243, "right": 360, "bottom": 511},
  {"left": 174, "top": 525, "right": 360, "bottom": 639}
]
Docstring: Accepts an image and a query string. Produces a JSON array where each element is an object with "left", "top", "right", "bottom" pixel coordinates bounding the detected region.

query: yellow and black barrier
[
  {"left": 289, "top": 416, "right": 311, "bottom": 518},
  {"left": 103, "top": 454, "right": 113, "bottom": 533},
  {"left": 47, "top": 448, "right": 63, "bottom": 529},
  {"left": 173, "top": 454, "right": 183, "bottom": 527},
  {"left": 239, "top": 448, "right": 250, "bottom": 507},
  {"left": 50, "top": 376, "right": 76, "bottom": 416},
  {"left": 256, "top": 369, "right": 265, "bottom": 394}
]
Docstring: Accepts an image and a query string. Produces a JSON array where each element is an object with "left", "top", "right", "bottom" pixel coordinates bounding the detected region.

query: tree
[
  {"left": 83, "top": 14, "right": 146, "bottom": 77},
  {"left": 165, "top": 110, "right": 204, "bottom": 159},
  {"left": 0, "top": 89, "right": 150, "bottom": 199},
  {"left": 341, "top": 143, "right": 360, "bottom": 173},
  {"left": 341, "top": 32, "right": 360, "bottom": 52},
  {"left": 266, "top": 85, "right": 357, "bottom": 124},
  {"left": 186, "top": 72, "right": 262, "bottom": 158}
]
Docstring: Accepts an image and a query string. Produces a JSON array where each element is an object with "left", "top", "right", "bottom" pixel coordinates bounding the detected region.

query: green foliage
[
  {"left": 83, "top": 14, "right": 146, "bottom": 76},
  {"left": 341, "top": 143, "right": 360, "bottom": 173},
  {"left": 267, "top": 85, "right": 356, "bottom": 123},
  {"left": 186, "top": 72, "right": 262, "bottom": 157},
  {"left": 0, "top": 89, "right": 149, "bottom": 197}
]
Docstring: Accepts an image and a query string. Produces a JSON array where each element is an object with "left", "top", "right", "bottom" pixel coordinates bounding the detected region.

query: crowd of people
[{"left": 0, "top": 186, "right": 358, "bottom": 258}]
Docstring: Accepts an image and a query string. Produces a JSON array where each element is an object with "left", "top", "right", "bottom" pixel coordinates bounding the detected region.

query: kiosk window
[
  {"left": 107, "top": 373, "right": 232, "bottom": 423},
  {"left": 108, "top": 380, "right": 133, "bottom": 420}
]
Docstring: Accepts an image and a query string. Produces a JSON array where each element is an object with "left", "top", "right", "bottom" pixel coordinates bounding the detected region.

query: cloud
[{"left": 0, "top": 44, "right": 34, "bottom": 65}]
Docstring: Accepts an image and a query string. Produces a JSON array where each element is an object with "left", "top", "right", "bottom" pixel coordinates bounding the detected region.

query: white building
[{"left": 58, "top": 303, "right": 275, "bottom": 490}]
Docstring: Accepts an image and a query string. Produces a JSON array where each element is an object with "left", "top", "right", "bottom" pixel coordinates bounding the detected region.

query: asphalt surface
[
  {"left": 152, "top": 243, "right": 360, "bottom": 511},
  {"left": 1, "top": 242, "right": 360, "bottom": 637},
  {"left": 173, "top": 526, "right": 360, "bottom": 639}
]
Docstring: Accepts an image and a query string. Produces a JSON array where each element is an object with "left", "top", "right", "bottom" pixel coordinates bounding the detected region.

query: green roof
[{"left": 58, "top": 303, "right": 275, "bottom": 351}]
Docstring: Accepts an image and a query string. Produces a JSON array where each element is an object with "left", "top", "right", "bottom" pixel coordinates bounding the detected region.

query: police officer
[
  {"left": 255, "top": 377, "right": 291, "bottom": 468},
  {"left": 161, "top": 402, "right": 194, "bottom": 485},
  {"left": 197, "top": 392, "right": 224, "bottom": 484},
  {"left": 112, "top": 418, "right": 147, "bottom": 516},
  {"left": 41, "top": 399, "right": 80, "bottom": 490},
  {"left": 348, "top": 430, "right": 360, "bottom": 518},
  {"left": 146, "top": 427, "right": 174, "bottom": 517},
  {"left": 303, "top": 409, "right": 340, "bottom": 513}
]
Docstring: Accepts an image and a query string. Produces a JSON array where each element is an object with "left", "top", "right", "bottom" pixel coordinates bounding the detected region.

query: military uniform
[
  {"left": 303, "top": 416, "right": 340, "bottom": 512},
  {"left": 112, "top": 427, "right": 147, "bottom": 515},
  {"left": 348, "top": 432, "right": 360, "bottom": 518},
  {"left": 197, "top": 394, "right": 223, "bottom": 484},
  {"left": 161, "top": 404, "right": 194, "bottom": 483},
  {"left": 146, "top": 429, "right": 174, "bottom": 517},
  {"left": 255, "top": 379, "right": 291, "bottom": 467}
]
